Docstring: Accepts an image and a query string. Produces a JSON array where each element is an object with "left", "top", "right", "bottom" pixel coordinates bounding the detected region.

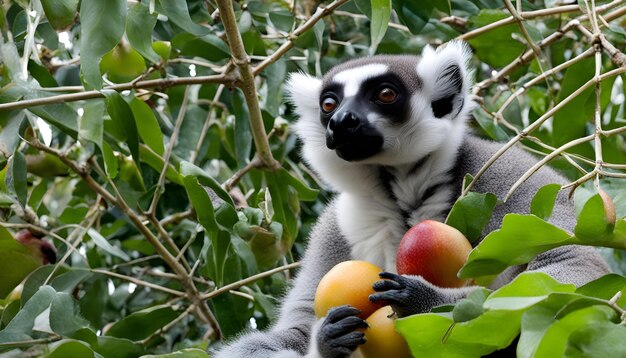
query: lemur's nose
[{"left": 326, "top": 111, "right": 362, "bottom": 149}]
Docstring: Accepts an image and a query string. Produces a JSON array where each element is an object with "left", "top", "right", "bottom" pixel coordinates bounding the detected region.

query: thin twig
[
  {"left": 464, "top": 66, "right": 626, "bottom": 196},
  {"left": 148, "top": 86, "right": 192, "bottom": 216},
  {"left": 201, "top": 262, "right": 300, "bottom": 300},
  {"left": 223, "top": 156, "right": 263, "bottom": 191},
  {"left": 0, "top": 74, "right": 233, "bottom": 112},
  {"left": 91, "top": 269, "right": 186, "bottom": 296},
  {"left": 253, "top": 0, "right": 351, "bottom": 75}
]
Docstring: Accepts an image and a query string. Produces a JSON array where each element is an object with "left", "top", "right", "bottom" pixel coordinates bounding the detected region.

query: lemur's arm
[{"left": 216, "top": 202, "right": 363, "bottom": 358}]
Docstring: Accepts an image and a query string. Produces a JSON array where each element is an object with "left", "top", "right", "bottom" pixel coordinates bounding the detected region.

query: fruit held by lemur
[
  {"left": 396, "top": 220, "right": 472, "bottom": 288},
  {"left": 314, "top": 260, "right": 384, "bottom": 319},
  {"left": 359, "top": 305, "right": 412, "bottom": 358}
]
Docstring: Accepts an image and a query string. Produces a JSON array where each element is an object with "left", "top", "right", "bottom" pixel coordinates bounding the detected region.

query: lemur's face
[
  {"left": 286, "top": 41, "right": 474, "bottom": 190},
  {"left": 318, "top": 59, "right": 418, "bottom": 161}
]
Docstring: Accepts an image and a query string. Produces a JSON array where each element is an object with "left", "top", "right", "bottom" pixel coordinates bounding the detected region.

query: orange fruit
[
  {"left": 359, "top": 305, "right": 412, "bottom": 358},
  {"left": 314, "top": 260, "right": 383, "bottom": 319}
]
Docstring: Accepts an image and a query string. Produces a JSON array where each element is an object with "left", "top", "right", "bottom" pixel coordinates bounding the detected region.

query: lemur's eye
[
  {"left": 376, "top": 87, "right": 397, "bottom": 104},
  {"left": 321, "top": 97, "right": 337, "bottom": 113}
]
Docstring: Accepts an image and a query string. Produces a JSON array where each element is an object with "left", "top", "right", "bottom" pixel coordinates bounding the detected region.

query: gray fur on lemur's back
[{"left": 216, "top": 42, "right": 609, "bottom": 357}]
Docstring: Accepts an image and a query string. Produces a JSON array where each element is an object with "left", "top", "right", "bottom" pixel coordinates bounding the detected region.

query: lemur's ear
[
  {"left": 285, "top": 72, "right": 322, "bottom": 116},
  {"left": 417, "top": 40, "right": 472, "bottom": 119}
]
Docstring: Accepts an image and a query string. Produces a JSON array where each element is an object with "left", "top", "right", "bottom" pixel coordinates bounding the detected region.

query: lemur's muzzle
[
  {"left": 325, "top": 110, "right": 384, "bottom": 162},
  {"left": 326, "top": 111, "right": 362, "bottom": 149}
]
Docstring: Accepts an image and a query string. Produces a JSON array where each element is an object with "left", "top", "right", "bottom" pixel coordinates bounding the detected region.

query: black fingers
[
  {"left": 317, "top": 305, "right": 368, "bottom": 358},
  {"left": 323, "top": 316, "right": 368, "bottom": 338},
  {"left": 369, "top": 290, "right": 404, "bottom": 304},
  {"left": 372, "top": 279, "right": 403, "bottom": 291},
  {"left": 331, "top": 331, "right": 366, "bottom": 349},
  {"left": 326, "top": 305, "right": 362, "bottom": 323},
  {"left": 378, "top": 271, "right": 409, "bottom": 284}
]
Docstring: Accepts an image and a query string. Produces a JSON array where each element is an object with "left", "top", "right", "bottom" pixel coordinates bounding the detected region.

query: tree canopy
[{"left": 1, "top": 0, "right": 626, "bottom": 356}]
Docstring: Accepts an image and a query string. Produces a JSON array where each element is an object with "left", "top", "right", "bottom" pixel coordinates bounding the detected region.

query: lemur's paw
[{"left": 317, "top": 305, "right": 368, "bottom": 358}]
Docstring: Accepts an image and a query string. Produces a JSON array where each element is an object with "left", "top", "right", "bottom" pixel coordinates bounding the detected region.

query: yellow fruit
[
  {"left": 359, "top": 306, "right": 412, "bottom": 358},
  {"left": 314, "top": 260, "right": 383, "bottom": 319}
]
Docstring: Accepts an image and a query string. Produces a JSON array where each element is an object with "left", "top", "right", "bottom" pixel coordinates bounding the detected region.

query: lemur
[{"left": 217, "top": 41, "right": 610, "bottom": 358}]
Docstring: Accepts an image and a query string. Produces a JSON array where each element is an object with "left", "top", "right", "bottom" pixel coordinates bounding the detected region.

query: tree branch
[
  {"left": 0, "top": 74, "right": 233, "bottom": 112},
  {"left": 216, "top": 0, "right": 280, "bottom": 170}
]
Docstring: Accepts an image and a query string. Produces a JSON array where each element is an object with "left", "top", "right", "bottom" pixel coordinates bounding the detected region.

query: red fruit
[
  {"left": 15, "top": 230, "right": 57, "bottom": 265},
  {"left": 396, "top": 220, "right": 472, "bottom": 288}
]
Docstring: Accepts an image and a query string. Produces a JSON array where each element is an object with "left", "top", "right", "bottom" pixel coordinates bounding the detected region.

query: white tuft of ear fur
[
  {"left": 285, "top": 72, "right": 322, "bottom": 116},
  {"left": 417, "top": 40, "right": 473, "bottom": 102}
]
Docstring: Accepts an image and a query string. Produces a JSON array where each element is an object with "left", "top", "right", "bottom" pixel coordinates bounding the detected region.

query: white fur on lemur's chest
[{"left": 335, "top": 162, "right": 455, "bottom": 273}]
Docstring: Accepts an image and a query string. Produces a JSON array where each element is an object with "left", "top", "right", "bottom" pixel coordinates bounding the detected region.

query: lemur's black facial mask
[{"left": 319, "top": 74, "right": 410, "bottom": 162}]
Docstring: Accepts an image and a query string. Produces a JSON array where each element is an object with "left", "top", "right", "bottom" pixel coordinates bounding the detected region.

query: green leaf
[
  {"left": 459, "top": 214, "right": 576, "bottom": 279},
  {"left": 534, "top": 305, "right": 617, "bottom": 358},
  {"left": 183, "top": 175, "right": 217, "bottom": 232},
  {"left": 105, "top": 305, "right": 179, "bottom": 341},
  {"left": 79, "top": 100, "right": 105, "bottom": 150},
  {"left": 276, "top": 168, "right": 318, "bottom": 202},
  {"left": 155, "top": 0, "right": 210, "bottom": 36},
  {"left": 268, "top": 11, "right": 294, "bottom": 33},
  {"left": 564, "top": 319, "right": 626, "bottom": 357},
  {"left": 484, "top": 272, "right": 576, "bottom": 311},
  {"left": 0, "top": 286, "right": 56, "bottom": 342},
  {"left": 102, "top": 142, "right": 119, "bottom": 179},
  {"left": 180, "top": 161, "right": 235, "bottom": 208},
  {"left": 140, "top": 145, "right": 182, "bottom": 185},
  {"left": 574, "top": 193, "right": 615, "bottom": 243},
  {"left": 577, "top": 274, "right": 626, "bottom": 306},
  {"left": 232, "top": 90, "right": 252, "bottom": 166},
  {"left": 49, "top": 269, "right": 92, "bottom": 296},
  {"left": 6, "top": 152, "right": 27, "bottom": 207},
  {"left": 46, "top": 340, "right": 96, "bottom": 358},
  {"left": 355, "top": 0, "right": 372, "bottom": 18},
  {"left": 370, "top": 0, "right": 391, "bottom": 51},
  {"left": 392, "top": 0, "right": 431, "bottom": 34},
  {"left": 93, "top": 336, "right": 144, "bottom": 358},
  {"left": 140, "top": 348, "right": 210, "bottom": 357},
  {"left": 20, "top": 266, "right": 69, "bottom": 304},
  {"left": 397, "top": 310, "right": 520, "bottom": 357},
  {"left": 129, "top": 98, "right": 164, "bottom": 156},
  {"left": 79, "top": 0, "right": 126, "bottom": 89},
  {"left": 41, "top": 0, "right": 78, "bottom": 30},
  {"left": 445, "top": 192, "right": 498, "bottom": 243},
  {"left": 86, "top": 229, "right": 130, "bottom": 261},
  {"left": 103, "top": 90, "right": 140, "bottom": 164},
  {"left": 263, "top": 60, "right": 287, "bottom": 117},
  {"left": 27, "top": 99, "right": 79, "bottom": 138},
  {"left": 552, "top": 58, "right": 614, "bottom": 149},
  {"left": 0, "top": 114, "right": 24, "bottom": 160},
  {"left": 530, "top": 184, "right": 562, "bottom": 221},
  {"left": 126, "top": 2, "right": 160, "bottom": 64},
  {"left": 266, "top": 171, "right": 299, "bottom": 247},
  {"left": 50, "top": 293, "right": 91, "bottom": 336},
  {"left": 171, "top": 33, "right": 230, "bottom": 61},
  {"left": 517, "top": 293, "right": 587, "bottom": 358},
  {"left": 468, "top": 10, "right": 525, "bottom": 68},
  {"left": 0, "top": 227, "right": 42, "bottom": 298}
]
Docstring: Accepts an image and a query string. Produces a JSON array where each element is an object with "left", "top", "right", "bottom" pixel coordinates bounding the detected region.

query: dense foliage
[{"left": 0, "top": 0, "right": 625, "bottom": 356}]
